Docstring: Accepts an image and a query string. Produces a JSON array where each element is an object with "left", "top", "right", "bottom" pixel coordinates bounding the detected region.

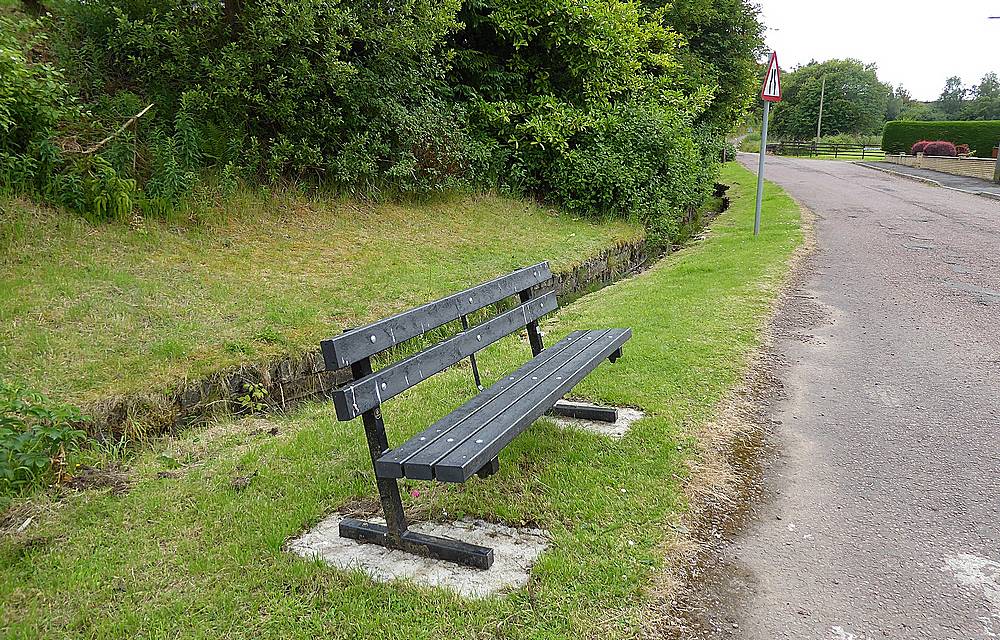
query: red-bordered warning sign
[{"left": 761, "top": 52, "right": 781, "bottom": 102}]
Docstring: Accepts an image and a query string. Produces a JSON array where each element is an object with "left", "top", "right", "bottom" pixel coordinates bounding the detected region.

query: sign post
[{"left": 755, "top": 52, "right": 782, "bottom": 236}]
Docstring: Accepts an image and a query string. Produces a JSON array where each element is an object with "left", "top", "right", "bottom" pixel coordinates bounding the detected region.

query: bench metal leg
[
  {"left": 342, "top": 355, "right": 496, "bottom": 570},
  {"left": 548, "top": 400, "right": 619, "bottom": 423},
  {"left": 476, "top": 456, "right": 500, "bottom": 478},
  {"left": 339, "top": 519, "right": 494, "bottom": 569}
]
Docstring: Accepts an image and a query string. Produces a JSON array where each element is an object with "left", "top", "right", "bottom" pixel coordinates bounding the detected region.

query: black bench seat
[
  {"left": 319, "top": 261, "right": 631, "bottom": 569},
  {"left": 376, "top": 328, "right": 630, "bottom": 483}
]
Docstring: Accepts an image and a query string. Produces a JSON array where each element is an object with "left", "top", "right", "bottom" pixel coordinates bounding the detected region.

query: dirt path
[{"left": 682, "top": 156, "right": 1000, "bottom": 639}]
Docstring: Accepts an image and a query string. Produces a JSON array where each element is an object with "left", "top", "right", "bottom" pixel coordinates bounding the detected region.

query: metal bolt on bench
[{"left": 320, "top": 262, "right": 631, "bottom": 569}]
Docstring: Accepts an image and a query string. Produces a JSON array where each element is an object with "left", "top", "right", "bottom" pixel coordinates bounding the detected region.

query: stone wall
[{"left": 883, "top": 154, "right": 998, "bottom": 182}]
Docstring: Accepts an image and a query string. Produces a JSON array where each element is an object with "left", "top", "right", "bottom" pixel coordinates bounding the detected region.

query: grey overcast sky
[{"left": 755, "top": 1, "right": 999, "bottom": 100}]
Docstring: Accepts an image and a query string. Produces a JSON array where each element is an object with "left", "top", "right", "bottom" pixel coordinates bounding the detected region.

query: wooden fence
[{"left": 766, "top": 141, "right": 884, "bottom": 160}]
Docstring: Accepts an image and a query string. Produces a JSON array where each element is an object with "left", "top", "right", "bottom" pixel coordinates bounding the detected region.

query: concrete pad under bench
[
  {"left": 287, "top": 515, "right": 550, "bottom": 599},
  {"left": 549, "top": 405, "right": 644, "bottom": 439}
]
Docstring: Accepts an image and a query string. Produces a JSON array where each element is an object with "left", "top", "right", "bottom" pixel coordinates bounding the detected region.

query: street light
[
  {"left": 993, "top": 18, "right": 1000, "bottom": 180},
  {"left": 816, "top": 76, "right": 826, "bottom": 145}
]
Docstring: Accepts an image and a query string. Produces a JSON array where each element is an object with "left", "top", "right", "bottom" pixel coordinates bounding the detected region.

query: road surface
[{"left": 696, "top": 156, "right": 1000, "bottom": 639}]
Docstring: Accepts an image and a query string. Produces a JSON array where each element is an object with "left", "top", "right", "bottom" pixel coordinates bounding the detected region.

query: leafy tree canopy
[
  {"left": 655, "top": 0, "right": 765, "bottom": 128},
  {"left": 769, "top": 59, "right": 891, "bottom": 139}
]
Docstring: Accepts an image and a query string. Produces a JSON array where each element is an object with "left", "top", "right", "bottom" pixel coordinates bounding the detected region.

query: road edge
[
  {"left": 642, "top": 187, "right": 818, "bottom": 638},
  {"left": 853, "top": 161, "right": 1000, "bottom": 202}
]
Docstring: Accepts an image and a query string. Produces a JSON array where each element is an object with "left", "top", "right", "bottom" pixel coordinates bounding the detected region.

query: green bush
[
  {"left": 3, "top": 0, "right": 764, "bottom": 233},
  {"left": 449, "top": 0, "right": 721, "bottom": 238},
  {"left": 883, "top": 120, "right": 1000, "bottom": 158},
  {"left": 54, "top": 0, "right": 473, "bottom": 190},
  {"left": 547, "top": 103, "right": 712, "bottom": 244},
  {"left": 0, "top": 381, "right": 89, "bottom": 496},
  {"left": 0, "top": 15, "right": 74, "bottom": 192}
]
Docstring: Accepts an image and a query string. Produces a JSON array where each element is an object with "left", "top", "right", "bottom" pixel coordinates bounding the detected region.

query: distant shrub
[
  {"left": 0, "top": 381, "right": 89, "bottom": 495},
  {"left": 883, "top": 121, "right": 1000, "bottom": 158},
  {"left": 814, "top": 133, "right": 882, "bottom": 146},
  {"left": 956, "top": 143, "right": 971, "bottom": 156},
  {"left": 910, "top": 140, "right": 930, "bottom": 155},
  {"left": 923, "top": 141, "right": 957, "bottom": 157}
]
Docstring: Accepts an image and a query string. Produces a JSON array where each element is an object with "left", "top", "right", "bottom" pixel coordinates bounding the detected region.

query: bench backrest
[{"left": 323, "top": 262, "right": 554, "bottom": 421}]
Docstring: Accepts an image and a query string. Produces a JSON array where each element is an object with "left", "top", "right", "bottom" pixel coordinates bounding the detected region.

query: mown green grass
[
  {"left": 0, "top": 192, "right": 638, "bottom": 404},
  {"left": 0, "top": 163, "right": 802, "bottom": 639}
]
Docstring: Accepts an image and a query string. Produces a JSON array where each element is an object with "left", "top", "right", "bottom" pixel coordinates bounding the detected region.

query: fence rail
[{"left": 767, "top": 141, "right": 884, "bottom": 160}]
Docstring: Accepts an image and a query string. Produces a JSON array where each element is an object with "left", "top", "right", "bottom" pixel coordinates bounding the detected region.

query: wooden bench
[{"left": 321, "top": 262, "right": 631, "bottom": 569}]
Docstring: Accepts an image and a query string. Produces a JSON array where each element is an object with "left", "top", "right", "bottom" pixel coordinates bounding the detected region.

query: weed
[
  {"left": 0, "top": 380, "right": 88, "bottom": 495},
  {"left": 235, "top": 382, "right": 268, "bottom": 414}
]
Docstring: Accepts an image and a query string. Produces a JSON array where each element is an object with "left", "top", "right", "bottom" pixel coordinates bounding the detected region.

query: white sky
[{"left": 755, "top": 1, "right": 1000, "bottom": 100}]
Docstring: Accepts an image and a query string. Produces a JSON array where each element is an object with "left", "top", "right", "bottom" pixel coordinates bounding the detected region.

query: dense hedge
[
  {"left": 1, "top": 1, "right": 764, "bottom": 244},
  {"left": 883, "top": 121, "right": 1000, "bottom": 158}
]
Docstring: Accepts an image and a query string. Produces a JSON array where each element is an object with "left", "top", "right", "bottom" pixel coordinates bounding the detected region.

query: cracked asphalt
[{"left": 695, "top": 156, "right": 1000, "bottom": 639}]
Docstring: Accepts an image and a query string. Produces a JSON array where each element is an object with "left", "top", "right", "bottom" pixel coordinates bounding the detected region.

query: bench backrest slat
[
  {"left": 321, "top": 262, "right": 552, "bottom": 370},
  {"left": 332, "top": 291, "right": 558, "bottom": 421}
]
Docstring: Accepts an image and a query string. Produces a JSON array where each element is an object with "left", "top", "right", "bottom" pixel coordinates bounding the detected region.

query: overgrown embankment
[
  {"left": 0, "top": 192, "right": 641, "bottom": 429},
  {"left": 1, "top": 0, "right": 761, "bottom": 242}
]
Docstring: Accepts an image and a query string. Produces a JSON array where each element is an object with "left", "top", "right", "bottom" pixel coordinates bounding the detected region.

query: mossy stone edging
[{"left": 89, "top": 237, "right": 653, "bottom": 440}]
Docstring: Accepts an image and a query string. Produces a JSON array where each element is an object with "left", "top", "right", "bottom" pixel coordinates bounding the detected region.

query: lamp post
[
  {"left": 994, "top": 142, "right": 1000, "bottom": 184},
  {"left": 816, "top": 76, "right": 826, "bottom": 145},
  {"left": 987, "top": 18, "right": 1000, "bottom": 181}
]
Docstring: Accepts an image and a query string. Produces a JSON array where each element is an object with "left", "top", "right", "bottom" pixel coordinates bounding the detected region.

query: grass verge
[
  {"left": 0, "top": 163, "right": 802, "bottom": 639},
  {"left": 0, "top": 192, "right": 638, "bottom": 405}
]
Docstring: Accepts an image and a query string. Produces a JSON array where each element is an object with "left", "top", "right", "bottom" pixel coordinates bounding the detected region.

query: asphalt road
[{"left": 700, "top": 156, "right": 1000, "bottom": 639}]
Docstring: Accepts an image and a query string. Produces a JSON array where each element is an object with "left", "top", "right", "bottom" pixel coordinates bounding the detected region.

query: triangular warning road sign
[{"left": 761, "top": 52, "right": 781, "bottom": 102}]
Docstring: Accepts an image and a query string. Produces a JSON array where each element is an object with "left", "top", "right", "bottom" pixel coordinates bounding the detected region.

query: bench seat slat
[
  {"left": 432, "top": 328, "right": 630, "bottom": 482},
  {"left": 375, "top": 328, "right": 630, "bottom": 482},
  {"left": 400, "top": 329, "right": 618, "bottom": 480},
  {"left": 321, "top": 262, "right": 552, "bottom": 370},
  {"left": 332, "top": 291, "right": 558, "bottom": 421},
  {"left": 373, "top": 331, "right": 589, "bottom": 479}
]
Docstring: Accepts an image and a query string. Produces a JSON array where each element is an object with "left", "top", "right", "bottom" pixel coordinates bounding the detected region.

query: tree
[
  {"left": 973, "top": 72, "right": 1000, "bottom": 99},
  {"left": 223, "top": 0, "right": 242, "bottom": 30},
  {"left": 898, "top": 101, "right": 947, "bottom": 121},
  {"left": 960, "top": 72, "right": 1000, "bottom": 120},
  {"left": 885, "top": 84, "right": 912, "bottom": 121},
  {"left": 656, "top": 0, "right": 766, "bottom": 129},
  {"left": 769, "top": 59, "right": 891, "bottom": 139},
  {"left": 937, "top": 76, "right": 967, "bottom": 118}
]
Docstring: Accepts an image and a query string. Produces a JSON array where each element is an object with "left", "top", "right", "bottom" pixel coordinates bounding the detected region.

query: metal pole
[
  {"left": 754, "top": 100, "right": 770, "bottom": 236},
  {"left": 816, "top": 76, "right": 825, "bottom": 144},
  {"left": 994, "top": 139, "right": 1000, "bottom": 184}
]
